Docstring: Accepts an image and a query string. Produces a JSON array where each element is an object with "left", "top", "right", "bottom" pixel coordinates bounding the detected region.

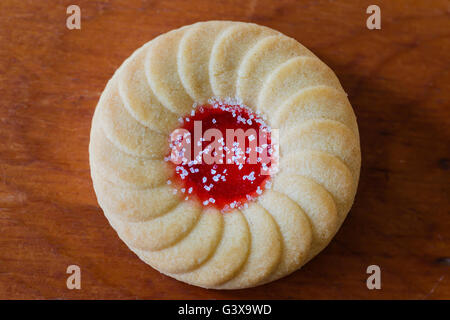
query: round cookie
[{"left": 89, "top": 21, "right": 360, "bottom": 289}]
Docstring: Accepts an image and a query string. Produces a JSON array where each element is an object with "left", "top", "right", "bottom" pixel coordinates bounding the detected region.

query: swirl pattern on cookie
[{"left": 90, "top": 21, "right": 360, "bottom": 289}]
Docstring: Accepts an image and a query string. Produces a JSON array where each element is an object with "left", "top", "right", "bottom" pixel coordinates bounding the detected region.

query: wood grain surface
[{"left": 0, "top": 0, "right": 449, "bottom": 299}]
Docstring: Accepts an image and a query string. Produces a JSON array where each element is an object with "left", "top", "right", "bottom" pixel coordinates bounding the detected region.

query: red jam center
[{"left": 167, "top": 101, "right": 274, "bottom": 211}]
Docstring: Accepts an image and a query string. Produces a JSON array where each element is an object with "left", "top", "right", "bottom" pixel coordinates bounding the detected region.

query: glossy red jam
[{"left": 167, "top": 101, "right": 274, "bottom": 211}]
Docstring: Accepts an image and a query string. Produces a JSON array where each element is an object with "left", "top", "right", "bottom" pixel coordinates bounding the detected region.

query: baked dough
[{"left": 89, "top": 21, "right": 360, "bottom": 289}]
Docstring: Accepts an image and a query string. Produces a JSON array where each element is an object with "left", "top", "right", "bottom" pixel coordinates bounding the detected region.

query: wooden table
[{"left": 0, "top": 0, "right": 449, "bottom": 299}]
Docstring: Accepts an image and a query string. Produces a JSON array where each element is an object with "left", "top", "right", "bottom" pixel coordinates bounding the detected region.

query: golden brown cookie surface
[{"left": 89, "top": 21, "right": 360, "bottom": 289}]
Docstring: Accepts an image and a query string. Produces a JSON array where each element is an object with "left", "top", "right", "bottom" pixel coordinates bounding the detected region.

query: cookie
[{"left": 89, "top": 21, "right": 360, "bottom": 289}]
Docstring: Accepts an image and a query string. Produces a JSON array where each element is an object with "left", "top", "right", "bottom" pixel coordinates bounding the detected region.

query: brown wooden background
[{"left": 0, "top": 0, "right": 449, "bottom": 299}]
